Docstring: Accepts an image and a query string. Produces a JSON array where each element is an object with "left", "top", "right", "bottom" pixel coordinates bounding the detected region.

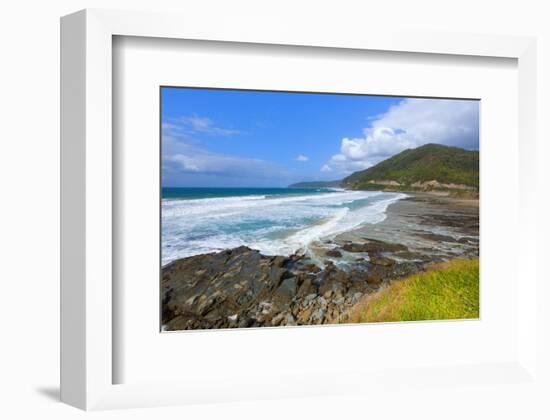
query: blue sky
[{"left": 162, "top": 87, "right": 479, "bottom": 187}]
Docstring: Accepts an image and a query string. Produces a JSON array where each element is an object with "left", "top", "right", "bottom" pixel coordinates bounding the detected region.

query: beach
[
  {"left": 331, "top": 193, "right": 479, "bottom": 263},
  {"left": 161, "top": 191, "right": 479, "bottom": 330}
]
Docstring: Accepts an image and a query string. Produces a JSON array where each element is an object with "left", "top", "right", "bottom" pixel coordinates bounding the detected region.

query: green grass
[{"left": 349, "top": 259, "right": 479, "bottom": 323}]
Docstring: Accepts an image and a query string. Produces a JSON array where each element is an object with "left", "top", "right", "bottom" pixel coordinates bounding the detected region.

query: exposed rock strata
[{"left": 163, "top": 240, "right": 430, "bottom": 330}]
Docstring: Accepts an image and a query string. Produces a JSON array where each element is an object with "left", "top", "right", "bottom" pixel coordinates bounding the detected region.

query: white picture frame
[{"left": 61, "top": 8, "right": 543, "bottom": 411}]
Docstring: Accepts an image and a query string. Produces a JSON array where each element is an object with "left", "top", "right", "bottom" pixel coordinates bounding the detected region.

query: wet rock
[
  {"left": 303, "top": 263, "right": 321, "bottom": 273},
  {"left": 326, "top": 249, "right": 343, "bottom": 258},
  {"left": 342, "top": 243, "right": 365, "bottom": 253},
  {"left": 394, "top": 250, "right": 430, "bottom": 261},
  {"left": 417, "top": 232, "right": 458, "bottom": 243},
  {"left": 370, "top": 256, "right": 396, "bottom": 266},
  {"left": 342, "top": 239, "right": 407, "bottom": 254},
  {"left": 271, "top": 255, "right": 287, "bottom": 267},
  {"left": 323, "top": 260, "right": 335, "bottom": 267}
]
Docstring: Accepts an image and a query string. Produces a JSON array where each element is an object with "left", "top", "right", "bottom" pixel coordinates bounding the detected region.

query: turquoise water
[
  {"left": 161, "top": 187, "right": 406, "bottom": 265},
  {"left": 162, "top": 187, "right": 338, "bottom": 200}
]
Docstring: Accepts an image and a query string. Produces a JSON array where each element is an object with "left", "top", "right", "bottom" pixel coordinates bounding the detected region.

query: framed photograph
[
  {"left": 61, "top": 8, "right": 544, "bottom": 411},
  {"left": 159, "top": 87, "right": 480, "bottom": 332}
]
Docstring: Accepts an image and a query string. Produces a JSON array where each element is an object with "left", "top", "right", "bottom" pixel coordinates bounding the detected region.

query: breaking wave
[{"left": 162, "top": 189, "right": 406, "bottom": 265}]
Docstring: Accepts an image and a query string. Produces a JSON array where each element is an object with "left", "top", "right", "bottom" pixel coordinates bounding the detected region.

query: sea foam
[{"left": 162, "top": 190, "right": 406, "bottom": 265}]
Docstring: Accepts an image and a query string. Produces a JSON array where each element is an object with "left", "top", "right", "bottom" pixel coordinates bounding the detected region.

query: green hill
[{"left": 342, "top": 143, "right": 479, "bottom": 191}]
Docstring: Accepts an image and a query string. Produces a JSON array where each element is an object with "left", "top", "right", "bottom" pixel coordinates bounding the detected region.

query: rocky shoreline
[{"left": 161, "top": 193, "right": 479, "bottom": 331}]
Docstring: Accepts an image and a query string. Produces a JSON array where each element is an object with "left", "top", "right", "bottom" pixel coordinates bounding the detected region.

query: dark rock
[
  {"left": 237, "top": 316, "right": 254, "bottom": 328},
  {"left": 417, "top": 232, "right": 458, "bottom": 243},
  {"left": 274, "top": 277, "right": 297, "bottom": 303},
  {"left": 326, "top": 249, "right": 343, "bottom": 258},
  {"left": 270, "top": 312, "right": 286, "bottom": 326},
  {"left": 365, "top": 263, "right": 395, "bottom": 285},
  {"left": 296, "top": 275, "right": 317, "bottom": 297},
  {"left": 457, "top": 236, "right": 478, "bottom": 244},
  {"left": 366, "top": 275, "right": 383, "bottom": 286},
  {"left": 392, "top": 262, "right": 424, "bottom": 278},
  {"left": 349, "top": 269, "right": 367, "bottom": 284},
  {"left": 394, "top": 250, "right": 430, "bottom": 261},
  {"left": 342, "top": 239, "right": 407, "bottom": 253},
  {"left": 162, "top": 246, "right": 290, "bottom": 330},
  {"left": 342, "top": 243, "right": 364, "bottom": 253},
  {"left": 319, "top": 275, "right": 346, "bottom": 299},
  {"left": 369, "top": 256, "right": 396, "bottom": 266},
  {"left": 302, "top": 263, "right": 321, "bottom": 273},
  {"left": 271, "top": 255, "right": 287, "bottom": 267}
]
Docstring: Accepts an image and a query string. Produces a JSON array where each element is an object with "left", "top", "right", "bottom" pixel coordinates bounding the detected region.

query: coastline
[
  {"left": 336, "top": 192, "right": 478, "bottom": 257},
  {"left": 161, "top": 192, "right": 479, "bottom": 330},
  {"left": 161, "top": 188, "right": 404, "bottom": 264}
]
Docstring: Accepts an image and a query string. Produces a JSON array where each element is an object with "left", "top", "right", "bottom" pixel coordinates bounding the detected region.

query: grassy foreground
[{"left": 348, "top": 259, "right": 479, "bottom": 323}]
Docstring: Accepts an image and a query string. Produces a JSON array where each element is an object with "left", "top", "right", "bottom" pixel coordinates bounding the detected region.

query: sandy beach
[{"left": 330, "top": 193, "right": 479, "bottom": 262}]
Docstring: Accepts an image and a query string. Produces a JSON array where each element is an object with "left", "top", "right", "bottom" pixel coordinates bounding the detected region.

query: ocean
[{"left": 161, "top": 187, "right": 406, "bottom": 265}]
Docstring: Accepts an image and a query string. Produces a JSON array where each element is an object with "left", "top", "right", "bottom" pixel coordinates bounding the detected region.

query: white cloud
[
  {"left": 320, "top": 164, "right": 332, "bottom": 172},
  {"left": 165, "top": 154, "right": 201, "bottom": 172},
  {"left": 162, "top": 134, "right": 291, "bottom": 186},
  {"left": 330, "top": 154, "right": 346, "bottom": 162},
  {"left": 165, "top": 151, "right": 272, "bottom": 177},
  {"left": 174, "top": 114, "right": 241, "bottom": 136},
  {"left": 322, "top": 98, "right": 479, "bottom": 176},
  {"left": 296, "top": 154, "right": 309, "bottom": 162}
]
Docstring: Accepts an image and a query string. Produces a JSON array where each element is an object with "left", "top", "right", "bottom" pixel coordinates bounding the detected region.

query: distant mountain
[
  {"left": 342, "top": 143, "right": 479, "bottom": 192},
  {"left": 288, "top": 180, "right": 342, "bottom": 188}
]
